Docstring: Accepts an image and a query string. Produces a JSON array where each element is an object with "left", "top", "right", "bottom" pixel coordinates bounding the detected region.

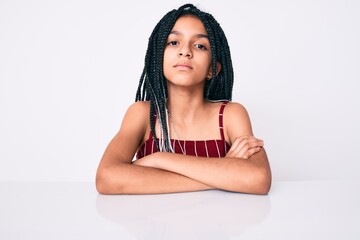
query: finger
[
  {"left": 228, "top": 140, "right": 264, "bottom": 158},
  {"left": 235, "top": 138, "right": 263, "bottom": 153},
  {"left": 227, "top": 136, "right": 264, "bottom": 158},
  {"left": 244, "top": 147, "right": 261, "bottom": 159},
  {"left": 241, "top": 147, "right": 260, "bottom": 159},
  {"left": 226, "top": 137, "right": 245, "bottom": 157},
  {"left": 228, "top": 136, "right": 248, "bottom": 152},
  {"left": 236, "top": 136, "right": 262, "bottom": 146},
  {"left": 228, "top": 136, "right": 256, "bottom": 151}
]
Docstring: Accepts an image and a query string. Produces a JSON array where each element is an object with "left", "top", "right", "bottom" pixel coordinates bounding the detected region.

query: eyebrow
[{"left": 169, "top": 30, "right": 209, "bottom": 39}]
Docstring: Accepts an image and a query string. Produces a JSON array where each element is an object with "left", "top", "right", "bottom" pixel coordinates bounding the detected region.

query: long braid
[{"left": 135, "top": 4, "right": 234, "bottom": 152}]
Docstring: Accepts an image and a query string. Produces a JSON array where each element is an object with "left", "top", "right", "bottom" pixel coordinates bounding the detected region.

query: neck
[{"left": 167, "top": 90, "right": 207, "bottom": 123}]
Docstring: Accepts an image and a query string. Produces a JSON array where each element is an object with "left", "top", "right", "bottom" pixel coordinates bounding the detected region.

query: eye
[
  {"left": 195, "top": 44, "right": 207, "bottom": 50},
  {"left": 167, "top": 41, "right": 178, "bottom": 46}
]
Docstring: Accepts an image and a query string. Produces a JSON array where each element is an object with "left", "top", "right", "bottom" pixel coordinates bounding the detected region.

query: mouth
[{"left": 173, "top": 63, "right": 193, "bottom": 70}]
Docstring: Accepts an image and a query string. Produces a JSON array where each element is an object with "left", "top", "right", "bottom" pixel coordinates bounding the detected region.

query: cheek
[
  {"left": 163, "top": 50, "right": 172, "bottom": 66},
  {"left": 163, "top": 53, "right": 172, "bottom": 79},
  {"left": 204, "top": 58, "right": 212, "bottom": 73},
  {"left": 163, "top": 49, "right": 177, "bottom": 71},
  {"left": 163, "top": 47, "right": 175, "bottom": 59},
  {"left": 203, "top": 53, "right": 212, "bottom": 67}
]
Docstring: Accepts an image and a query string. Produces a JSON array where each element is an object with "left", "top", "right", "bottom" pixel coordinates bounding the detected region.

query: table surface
[{"left": 0, "top": 181, "right": 359, "bottom": 240}]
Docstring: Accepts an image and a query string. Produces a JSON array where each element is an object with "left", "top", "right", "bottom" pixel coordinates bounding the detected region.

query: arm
[
  {"left": 134, "top": 149, "right": 270, "bottom": 194},
  {"left": 97, "top": 159, "right": 214, "bottom": 194},
  {"left": 95, "top": 101, "right": 215, "bottom": 194},
  {"left": 134, "top": 103, "right": 272, "bottom": 194}
]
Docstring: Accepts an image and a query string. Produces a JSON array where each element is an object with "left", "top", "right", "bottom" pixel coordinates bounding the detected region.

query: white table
[{"left": 0, "top": 181, "right": 359, "bottom": 239}]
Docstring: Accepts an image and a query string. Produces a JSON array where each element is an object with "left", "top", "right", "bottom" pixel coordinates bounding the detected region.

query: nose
[{"left": 178, "top": 45, "right": 192, "bottom": 58}]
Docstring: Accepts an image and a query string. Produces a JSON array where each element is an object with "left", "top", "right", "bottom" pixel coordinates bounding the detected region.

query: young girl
[{"left": 96, "top": 4, "right": 271, "bottom": 195}]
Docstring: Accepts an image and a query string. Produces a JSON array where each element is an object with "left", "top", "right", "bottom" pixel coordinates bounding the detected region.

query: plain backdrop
[{"left": 0, "top": 0, "right": 359, "bottom": 182}]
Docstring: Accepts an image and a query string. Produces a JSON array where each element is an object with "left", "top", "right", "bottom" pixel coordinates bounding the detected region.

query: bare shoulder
[
  {"left": 126, "top": 101, "right": 150, "bottom": 117},
  {"left": 120, "top": 100, "right": 150, "bottom": 142},
  {"left": 102, "top": 101, "right": 150, "bottom": 163},
  {"left": 223, "top": 101, "right": 254, "bottom": 143},
  {"left": 224, "top": 101, "right": 248, "bottom": 115},
  {"left": 224, "top": 102, "right": 251, "bottom": 124},
  {"left": 122, "top": 101, "right": 150, "bottom": 124}
]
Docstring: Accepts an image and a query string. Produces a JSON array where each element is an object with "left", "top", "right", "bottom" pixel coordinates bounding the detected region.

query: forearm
[
  {"left": 96, "top": 162, "right": 215, "bottom": 195},
  {"left": 149, "top": 150, "right": 271, "bottom": 194}
]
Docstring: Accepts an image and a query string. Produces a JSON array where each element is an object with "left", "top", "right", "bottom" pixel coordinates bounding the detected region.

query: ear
[
  {"left": 207, "top": 62, "right": 222, "bottom": 80},
  {"left": 215, "top": 62, "right": 221, "bottom": 76}
]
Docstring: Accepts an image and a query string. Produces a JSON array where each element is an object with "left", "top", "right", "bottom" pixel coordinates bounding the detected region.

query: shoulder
[
  {"left": 223, "top": 101, "right": 254, "bottom": 143},
  {"left": 121, "top": 101, "right": 150, "bottom": 131},
  {"left": 224, "top": 101, "right": 249, "bottom": 118},
  {"left": 125, "top": 101, "right": 150, "bottom": 119}
]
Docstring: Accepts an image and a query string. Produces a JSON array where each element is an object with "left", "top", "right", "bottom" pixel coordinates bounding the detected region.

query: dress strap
[{"left": 219, "top": 101, "right": 229, "bottom": 141}]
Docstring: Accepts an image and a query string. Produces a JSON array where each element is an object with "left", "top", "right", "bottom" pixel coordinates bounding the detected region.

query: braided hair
[{"left": 135, "top": 3, "right": 234, "bottom": 152}]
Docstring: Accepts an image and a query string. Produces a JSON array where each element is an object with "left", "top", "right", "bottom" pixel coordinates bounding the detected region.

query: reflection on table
[
  {"left": 1, "top": 181, "right": 360, "bottom": 240},
  {"left": 96, "top": 190, "right": 271, "bottom": 239}
]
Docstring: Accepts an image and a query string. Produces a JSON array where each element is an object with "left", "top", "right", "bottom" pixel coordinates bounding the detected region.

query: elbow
[
  {"left": 251, "top": 167, "right": 272, "bottom": 195},
  {"left": 96, "top": 181, "right": 109, "bottom": 195},
  {"left": 231, "top": 167, "right": 272, "bottom": 195},
  {"left": 95, "top": 170, "right": 110, "bottom": 195},
  {"left": 95, "top": 169, "right": 123, "bottom": 195},
  {"left": 254, "top": 169, "right": 272, "bottom": 195}
]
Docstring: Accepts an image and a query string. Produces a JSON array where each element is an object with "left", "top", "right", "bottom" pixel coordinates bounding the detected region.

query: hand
[
  {"left": 132, "top": 153, "right": 159, "bottom": 168},
  {"left": 226, "top": 136, "right": 264, "bottom": 159}
]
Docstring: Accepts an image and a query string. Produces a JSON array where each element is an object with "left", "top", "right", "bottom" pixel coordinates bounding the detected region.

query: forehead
[{"left": 171, "top": 15, "right": 207, "bottom": 34}]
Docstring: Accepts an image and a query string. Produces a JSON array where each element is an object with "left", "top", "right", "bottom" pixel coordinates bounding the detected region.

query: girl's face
[{"left": 163, "top": 15, "right": 212, "bottom": 88}]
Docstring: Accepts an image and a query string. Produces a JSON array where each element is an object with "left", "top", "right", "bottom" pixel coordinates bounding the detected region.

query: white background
[{"left": 0, "top": 0, "right": 359, "bottom": 182}]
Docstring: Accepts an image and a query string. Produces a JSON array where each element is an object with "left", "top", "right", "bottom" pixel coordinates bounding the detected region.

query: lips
[{"left": 173, "top": 63, "right": 193, "bottom": 70}]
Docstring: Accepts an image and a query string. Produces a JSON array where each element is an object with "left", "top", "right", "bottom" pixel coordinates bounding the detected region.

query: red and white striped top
[{"left": 136, "top": 102, "right": 230, "bottom": 159}]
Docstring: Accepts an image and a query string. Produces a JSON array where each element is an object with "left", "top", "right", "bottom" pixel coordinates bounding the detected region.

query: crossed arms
[{"left": 96, "top": 102, "right": 272, "bottom": 195}]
